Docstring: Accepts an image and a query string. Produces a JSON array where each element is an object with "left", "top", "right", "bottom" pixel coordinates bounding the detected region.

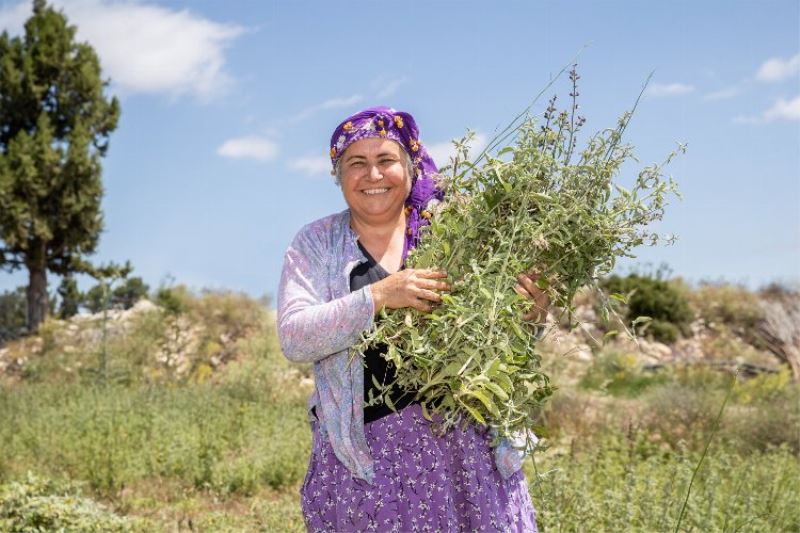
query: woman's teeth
[{"left": 363, "top": 188, "right": 389, "bottom": 195}]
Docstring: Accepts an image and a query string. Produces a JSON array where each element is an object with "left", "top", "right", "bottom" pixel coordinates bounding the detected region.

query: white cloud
[
  {"left": 217, "top": 136, "right": 278, "bottom": 161},
  {"left": 426, "top": 133, "right": 488, "bottom": 168},
  {"left": 288, "top": 155, "right": 331, "bottom": 177},
  {"left": 0, "top": 0, "right": 245, "bottom": 100},
  {"left": 704, "top": 86, "right": 740, "bottom": 101},
  {"left": 764, "top": 95, "right": 800, "bottom": 121},
  {"left": 756, "top": 53, "right": 800, "bottom": 82},
  {"left": 644, "top": 82, "right": 695, "bottom": 98},
  {"left": 733, "top": 95, "right": 800, "bottom": 124},
  {"left": 291, "top": 94, "right": 363, "bottom": 122}
]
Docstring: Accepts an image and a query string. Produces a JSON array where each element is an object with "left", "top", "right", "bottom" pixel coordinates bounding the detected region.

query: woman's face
[{"left": 339, "top": 137, "right": 412, "bottom": 225}]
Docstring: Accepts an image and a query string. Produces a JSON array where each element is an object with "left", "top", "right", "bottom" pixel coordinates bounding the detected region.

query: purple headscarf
[{"left": 330, "top": 106, "right": 445, "bottom": 261}]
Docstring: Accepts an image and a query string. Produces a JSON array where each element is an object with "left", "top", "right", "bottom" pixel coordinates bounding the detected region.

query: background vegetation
[{"left": 0, "top": 275, "right": 798, "bottom": 532}]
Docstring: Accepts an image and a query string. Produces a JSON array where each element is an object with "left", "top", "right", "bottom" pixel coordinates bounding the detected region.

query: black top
[
  {"left": 351, "top": 241, "right": 421, "bottom": 423},
  {"left": 310, "top": 241, "right": 422, "bottom": 425}
]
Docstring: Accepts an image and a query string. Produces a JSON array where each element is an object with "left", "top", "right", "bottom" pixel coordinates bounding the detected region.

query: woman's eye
[{"left": 350, "top": 161, "right": 363, "bottom": 167}]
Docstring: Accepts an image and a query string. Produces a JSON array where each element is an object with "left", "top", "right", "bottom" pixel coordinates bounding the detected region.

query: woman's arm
[{"left": 277, "top": 229, "right": 375, "bottom": 364}]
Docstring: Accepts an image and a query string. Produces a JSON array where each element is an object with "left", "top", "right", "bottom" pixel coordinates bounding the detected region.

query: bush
[
  {"left": 579, "top": 350, "right": 669, "bottom": 397},
  {"left": 0, "top": 286, "right": 27, "bottom": 344},
  {"left": 689, "top": 282, "right": 764, "bottom": 345},
  {"left": 600, "top": 273, "right": 693, "bottom": 342},
  {"left": 57, "top": 275, "right": 82, "bottom": 319},
  {"left": 640, "top": 382, "right": 725, "bottom": 449},
  {"left": 112, "top": 277, "right": 150, "bottom": 310},
  {"left": 153, "top": 285, "right": 192, "bottom": 316},
  {"left": 85, "top": 277, "right": 150, "bottom": 313},
  {"left": 0, "top": 472, "right": 146, "bottom": 532}
]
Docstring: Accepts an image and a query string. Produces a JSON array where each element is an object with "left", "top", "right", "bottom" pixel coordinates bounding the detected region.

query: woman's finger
[
  {"left": 420, "top": 278, "right": 452, "bottom": 292},
  {"left": 415, "top": 288, "right": 443, "bottom": 303},
  {"left": 523, "top": 310, "right": 542, "bottom": 322},
  {"left": 514, "top": 283, "right": 531, "bottom": 299},
  {"left": 517, "top": 273, "right": 540, "bottom": 295},
  {"left": 412, "top": 297, "right": 434, "bottom": 312},
  {"left": 417, "top": 269, "right": 449, "bottom": 279}
]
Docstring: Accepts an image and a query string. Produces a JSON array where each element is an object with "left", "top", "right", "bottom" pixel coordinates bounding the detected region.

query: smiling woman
[
  {"left": 277, "top": 106, "right": 543, "bottom": 532},
  {"left": 339, "top": 138, "right": 413, "bottom": 244}
]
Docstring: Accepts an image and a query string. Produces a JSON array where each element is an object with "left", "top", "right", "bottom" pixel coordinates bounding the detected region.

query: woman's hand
[
  {"left": 514, "top": 271, "right": 550, "bottom": 324},
  {"left": 371, "top": 269, "right": 451, "bottom": 314}
]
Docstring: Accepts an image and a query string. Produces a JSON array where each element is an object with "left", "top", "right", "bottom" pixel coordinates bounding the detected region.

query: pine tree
[{"left": 0, "top": 0, "right": 120, "bottom": 332}]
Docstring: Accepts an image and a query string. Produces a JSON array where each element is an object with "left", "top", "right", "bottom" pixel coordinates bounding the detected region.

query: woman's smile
[{"left": 362, "top": 187, "right": 390, "bottom": 195}]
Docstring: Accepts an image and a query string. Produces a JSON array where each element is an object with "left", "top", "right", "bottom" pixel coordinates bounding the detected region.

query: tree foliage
[
  {"left": 84, "top": 275, "right": 149, "bottom": 313},
  {"left": 0, "top": 0, "right": 120, "bottom": 331}
]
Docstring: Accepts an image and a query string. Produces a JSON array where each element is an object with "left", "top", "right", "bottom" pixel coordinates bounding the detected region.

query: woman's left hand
[{"left": 514, "top": 271, "right": 550, "bottom": 324}]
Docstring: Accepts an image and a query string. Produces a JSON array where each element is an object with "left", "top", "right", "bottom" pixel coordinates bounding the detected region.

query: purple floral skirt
[{"left": 300, "top": 403, "right": 538, "bottom": 532}]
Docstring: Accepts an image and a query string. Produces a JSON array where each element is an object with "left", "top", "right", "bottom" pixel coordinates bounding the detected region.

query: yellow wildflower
[
  {"left": 330, "top": 147, "right": 336, "bottom": 158},
  {"left": 394, "top": 116, "right": 404, "bottom": 128},
  {"left": 343, "top": 121, "right": 353, "bottom": 132}
]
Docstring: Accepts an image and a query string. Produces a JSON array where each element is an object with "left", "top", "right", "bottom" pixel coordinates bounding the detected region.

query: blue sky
[{"left": 1, "top": 0, "right": 798, "bottom": 303}]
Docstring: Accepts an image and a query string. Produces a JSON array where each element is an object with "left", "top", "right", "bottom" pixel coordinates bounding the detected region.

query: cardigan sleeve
[{"left": 277, "top": 227, "right": 375, "bottom": 364}]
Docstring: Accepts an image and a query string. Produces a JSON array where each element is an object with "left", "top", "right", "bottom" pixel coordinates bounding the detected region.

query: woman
[{"left": 277, "top": 106, "right": 549, "bottom": 532}]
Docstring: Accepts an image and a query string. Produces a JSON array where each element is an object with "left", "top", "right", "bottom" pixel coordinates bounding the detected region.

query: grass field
[{"left": 1, "top": 290, "right": 798, "bottom": 532}]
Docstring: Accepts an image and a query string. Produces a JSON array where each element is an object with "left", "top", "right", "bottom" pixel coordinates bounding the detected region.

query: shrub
[
  {"left": 0, "top": 472, "right": 146, "bottom": 532},
  {"left": 640, "top": 382, "right": 724, "bottom": 449},
  {"left": 579, "top": 349, "right": 669, "bottom": 397},
  {"left": 0, "top": 286, "right": 27, "bottom": 344},
  {"left": 112, "top": 277, "right": 150, "bottom": 310},
  {"left": 600, "top": 273, "right": 693, "bottom": 342},
  {"left": 153, "top": 285, "right": 192, "bottom": 316},
  {"left": 85, "top": 277, "right": 150, "bottom": 314},
  {"left": 57, "top": 275, "right": 83, "bottom": 319}
]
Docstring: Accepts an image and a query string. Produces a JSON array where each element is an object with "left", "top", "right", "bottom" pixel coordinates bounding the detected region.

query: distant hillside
[{"left": 1, "top": 279, "right": 797, "bottom": 387}]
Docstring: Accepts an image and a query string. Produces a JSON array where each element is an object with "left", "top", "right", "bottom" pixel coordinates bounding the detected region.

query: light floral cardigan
[{"left": 277, "top": 208, "right": 536, "bottom": 485}]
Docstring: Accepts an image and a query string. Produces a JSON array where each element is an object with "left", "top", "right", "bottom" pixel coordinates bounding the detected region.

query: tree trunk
[{"left": 26, "top": 240, "right": 49, "bottom": 333}]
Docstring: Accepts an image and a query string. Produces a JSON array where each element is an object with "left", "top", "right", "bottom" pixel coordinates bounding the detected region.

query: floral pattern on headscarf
[{"left": 330, "top": 106, "right": 445, "bottom": 261}]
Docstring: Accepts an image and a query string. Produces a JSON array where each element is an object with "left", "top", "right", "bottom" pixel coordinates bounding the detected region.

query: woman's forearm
[
  {"left": 276, "top": 233, "right": 375, "bottom": 364},
  {"left": 278, "top": 284, "right": 374, "bottom": 364}
]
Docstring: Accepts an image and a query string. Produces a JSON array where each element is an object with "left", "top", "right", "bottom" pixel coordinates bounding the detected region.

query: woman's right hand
[{"left": 371, "top": 269, "right": 451, "bottom": 314}]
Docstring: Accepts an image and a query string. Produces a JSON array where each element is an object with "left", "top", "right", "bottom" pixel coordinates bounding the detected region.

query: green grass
[
  {"left": 528, "top": 434, "right": 799, "bottom": 533},
  {"left": 1, "top": 288, "right": 798, "bottom": 532},
  {"left": 0, "top": 378, "right": 311, "bottom": 498}
]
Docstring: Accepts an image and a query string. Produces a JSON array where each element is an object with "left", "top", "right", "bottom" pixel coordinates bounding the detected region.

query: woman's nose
[{"left": 368, "top": 163, "right": 384, "bottom": 180}]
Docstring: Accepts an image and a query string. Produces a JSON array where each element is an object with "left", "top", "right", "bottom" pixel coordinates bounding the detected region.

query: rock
[
  {"left": 29, "top": 338, "right": 43, "bottom": 354},
  {"left": 672, "top": 337, "right": 705, "bottom": 360},
  {"left": 637, "top": 339, "right": 673, "bottom": 362},
  {"left": 541, "top": 328, "right": 594, "bottom": 361}
]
